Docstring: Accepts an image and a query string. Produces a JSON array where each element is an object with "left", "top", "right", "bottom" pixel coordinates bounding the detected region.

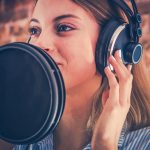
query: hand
[{"left": 91, "top": 50, "right": 133, "bottom": 150}]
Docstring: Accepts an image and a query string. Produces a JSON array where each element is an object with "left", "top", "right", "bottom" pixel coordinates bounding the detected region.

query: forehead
[{"left": 32, "top": 0, "right": 95, "bottom": 22}]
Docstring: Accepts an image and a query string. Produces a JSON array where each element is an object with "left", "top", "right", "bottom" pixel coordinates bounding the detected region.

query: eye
[
  {"left": 56, "top": 24, "right": 75, "bottom": 33},
  {"left": 28, "top": 26, "right": 41, "bottom": 36}
]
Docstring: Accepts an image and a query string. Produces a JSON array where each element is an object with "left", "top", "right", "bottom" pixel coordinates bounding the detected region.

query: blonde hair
[
  {"left": 73, "top": 0, "right": 150, "bottom": 136},
  {"left": 129, "top": 40, "right": 150, "bottom": 130}
]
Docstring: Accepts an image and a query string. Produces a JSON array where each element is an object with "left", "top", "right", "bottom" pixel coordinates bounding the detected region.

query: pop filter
[{"left": 0, "top": 42, "right": 65, "bottom": 144}]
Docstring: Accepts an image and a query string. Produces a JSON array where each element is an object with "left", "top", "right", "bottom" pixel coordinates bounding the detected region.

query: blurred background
[
  {"left": 0, "top": 0, "right": 149, "bottom": 149},
  {"left": 0, "top": 0, "right": 36, "bottom": 45},
  {"left": 0, "top": 0, "right": 149, "bottom": 45}
]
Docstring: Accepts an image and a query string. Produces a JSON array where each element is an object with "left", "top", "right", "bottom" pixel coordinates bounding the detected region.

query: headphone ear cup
[
  {"left": 124, "top": 42, "right": 143, "bottom": 64},
  {"left": 95, "top": 19, "right": 132, "bottom": 75}
]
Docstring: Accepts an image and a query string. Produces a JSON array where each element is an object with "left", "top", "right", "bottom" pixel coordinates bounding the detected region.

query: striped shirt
[{"left": 14, "top": 126, "right": 150, "bottom": 150}]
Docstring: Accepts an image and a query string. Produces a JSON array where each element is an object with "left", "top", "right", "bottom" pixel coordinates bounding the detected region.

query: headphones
[{"left": 95, "top": 0, "right": 143, "bottom": 75}]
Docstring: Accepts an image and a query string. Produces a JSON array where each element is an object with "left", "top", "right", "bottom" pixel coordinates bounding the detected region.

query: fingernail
[
  {"left": 118, "top": 49, "right": 121, "bottom": 58},
  {"left": 128, "top": 65, "right": 132, "bottom": 71},
  {"left": 105, "top": 66, "right": 109, "bottom": 70},
  {"left": 110, "top": 55, "right": 116, "bottom": 61},
  {"left": 105, "top": 66, "right": 110, "bottom": 72},
  {"left": 117, "top": 49, "right": 122, "bottom": 58},
  {"left": 109, "top": 64, "right": 114, "bottom": 71}
]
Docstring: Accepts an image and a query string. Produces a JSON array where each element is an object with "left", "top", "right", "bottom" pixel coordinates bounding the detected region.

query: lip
[
  {"left": 46, "top": 53, "right": 64, "bottom": 66},
  {"left": 51, "top": 58, "right": 63, "bottom": 66},
  {"left": 56, "top": 62, "right": 63, "bottom": 66},
  {"left": 56, "top": 63, "right": 63, "bottom": 70}
]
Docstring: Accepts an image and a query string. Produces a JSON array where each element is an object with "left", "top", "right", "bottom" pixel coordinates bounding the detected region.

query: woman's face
[{"left": 29, "top": 0, "right": 100, "bottom": 91}]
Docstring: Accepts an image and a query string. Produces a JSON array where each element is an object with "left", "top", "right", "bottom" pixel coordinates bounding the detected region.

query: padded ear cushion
[{"left": 95, "top": 19, "right": 131, "bottom": 75}]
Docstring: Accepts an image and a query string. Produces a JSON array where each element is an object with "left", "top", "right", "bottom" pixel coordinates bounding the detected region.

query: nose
[{"left": 30, "top": 32, "right": 56, "bottom": 53}]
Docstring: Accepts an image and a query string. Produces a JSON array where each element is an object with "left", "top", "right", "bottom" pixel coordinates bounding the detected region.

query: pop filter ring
[{"left": 0, "top": 42, "right": 66, "bottom": 144}]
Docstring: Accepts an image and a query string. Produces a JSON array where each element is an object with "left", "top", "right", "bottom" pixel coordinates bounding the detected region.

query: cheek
[
  {"left": 59, "top": 39, "right": 97, "bottom": 90},
  {"left": 62, "top": 60, "right": 97, "bottom": 91},
  {"left": 60, "top": 35, "right": 96, "bottom": 64}
]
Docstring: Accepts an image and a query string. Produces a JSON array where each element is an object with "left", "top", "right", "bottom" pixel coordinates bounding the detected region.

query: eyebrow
[
  {"left": 30, "top": 14, "right": 80, "bottom": 24},
  {"left": 53, "top": 14, "right": 81, "bottom": 22},
  {"left": 30, "top": 18, "right": 39, "bottom": 23}
]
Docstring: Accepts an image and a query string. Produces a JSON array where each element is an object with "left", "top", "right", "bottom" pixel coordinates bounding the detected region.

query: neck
[{"left": 54, "top": 75, "right": 101, "bottom": 150}]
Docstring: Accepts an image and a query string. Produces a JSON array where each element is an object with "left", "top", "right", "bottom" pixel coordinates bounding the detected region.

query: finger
[
  {"left": 104, "top": 66, "right": 119, "bottom": 103},
  {"left": 127, "top": 74, "right": 133, "bottom": 104},
  {"left": 108, "top": 55, "right": 124, "bottom": 79},
  {"left": 119, "top": 64, "right": 133, "bottom": 105},
  {"left": 109, "top": 55, "right": 133, "bottom": 106},
  {"left": 127, "top": 65, "right": 132, "bottom": 71},
  {"left": 119, "top": 73, "right": 133, "bottom": 106},
  {"left": 114, "top": 50, "right": 129, "bottom": 74},
  {"left": 109, "top": 54, "right": 132, "bottom": 82}
]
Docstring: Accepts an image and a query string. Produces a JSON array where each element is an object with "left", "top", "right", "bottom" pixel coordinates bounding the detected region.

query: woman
[{"left": 13, "top": 0, "right": 149, "bottom": 150}]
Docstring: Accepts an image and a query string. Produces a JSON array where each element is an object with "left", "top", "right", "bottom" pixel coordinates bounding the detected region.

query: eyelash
[
  {"left": 28, "top": 26, "right": 41, "bottom": 37},
  {"left": 28, "top": 24, "right": 75, "bottom": 37},
  {"left": 56, "top": 24, "right": 75, "bottom": 33}
]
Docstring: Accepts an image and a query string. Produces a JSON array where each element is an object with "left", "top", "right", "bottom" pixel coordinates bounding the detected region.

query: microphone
[{"left": 0, "top": 42, "right": 66, "bottom": 144}]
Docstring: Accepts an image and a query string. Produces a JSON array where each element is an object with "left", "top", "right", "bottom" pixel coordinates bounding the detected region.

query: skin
[
  {"left": 91, "top": 53, "right": 132, "bottom": 150},
  {"left": 29, "top": 0, "right": 101, "bottom": 149},
  {"left": 28, "top": 0, "right": 133, "bottom": 149}
]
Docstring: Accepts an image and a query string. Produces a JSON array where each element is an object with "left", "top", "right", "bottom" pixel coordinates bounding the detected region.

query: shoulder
[
  {"left": 13, "top": 134, "right": 53, "bottom": 150},
  {"left": 121, "top": 126, "right": 150, "bottom": 150},
  {"left": 83, "top": 126, "right": 150, "bottom": 150}
]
